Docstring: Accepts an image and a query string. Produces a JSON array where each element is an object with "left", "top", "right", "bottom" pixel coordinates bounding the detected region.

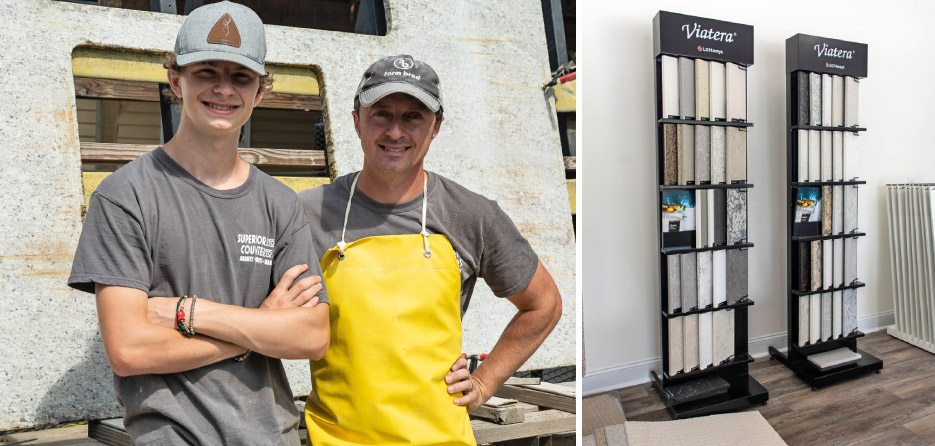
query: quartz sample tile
[
  {"left": 712, "top": 250, "right": 726, "bottom": 306},
  {"left": 797, "top": 71, "right": 809, "bottom": 126},
  {"left": 726, "top": 249, "right": 748, "bottom": 305},
  {"left": 667, "top": 254, "right": 681, "bottom": 313},
  {"left": 710, "top": 126, "right": 726, "bottom": 183},
  {"left": 821, "top": 130, "right": 832, "bottom": 181},
  {"left": 699, "top": 312, "right": 713, "bottom": 369},
  {"left": 810, "top": 293, "right": 821, "bottom": 344},
  {"left": 683, "top": 314, "right": 699, "bottom": 371},
  {"left": 809, "top": 72, "right": 822, "bottom": 125},
  {"left": 680, "top": 252, "right": 698, "bottom": 310},
  {"left": 833, "top": 185, "right": 843, "bottom": 234},
  {"left": 725, "top": 62, "right": 746, "bottom": 122},
  {"left": 845, "top": 184, "right": 858, "bottom": 233},
  {"left": 845, "top": 76, "right": 859, "bottom": 127},
  {"left": 695, "top": 59, "right": 710, "bottom": 120},
  {"left": 697, "top": 251, "right": 713, "bottom": 308},
  {"left": 833, "top": 131, "right": 844, "bottom": 181},
  {"left": 811, "top": 240, "right": 822, "bottom": 291},
  {"left": 725, "top": 126, "right": 746, "bottom": 183},
  {"left": 844, "top": 132, "right": 859, "bottom": 180},
  {"left": 845, "top": 237, "right": 858, "bottom": 284},
  {"left": 797, "top": 130, "right": 808, "bottom": 182},
  {"left": 713, "top": 189, "right": 727, "bottom": 245},
  {"left": 808, "top": 130, "right": 821, "bottom": 182},
  {"left": 678, "top": 124, "right": 695, "bottom": 185},
  {"left": 799, "top": 242, "right": 811, "bottom": 292},
  {"left": 662, "top": 55, "right": 680, "bottom": 119},
  {"left": 821, "top": 292, "right": 832, "bottom": 341},
  {"left": 709, "top": 61, "right": 726, "bottom": 121},
  {"left": 799, "top": 296, "right": 810, "bottom": 346},
  {"left": 822, "top": 186, "right": 832, "bottom": 235},
  {"left": 834, "top": 238, "right": 844, "bottom": 287},
  {"left": 725, "top": 310, "right": 735, "bottom": 361},
  {"left": 823, "top": 239, "right": 833, "bottom": 289},
  {"left": 679, "top": 57, "right": 695, "bottom": 119},
  {"left": 668, "top": 317, "right": 683, "bottom": 375},
  {"left": 663, "top": 123, "right": 678, "bottom": 185},
  {"left": 822, "top": 74, "right": 832, "bottom": 126},
  {"left": 726, "top": 189, "right": 747, "bottom": 244},
  {"left": 833, "top": 290, "right": 843, "bottom": 338},
  {"left": 832, "top": 75, "right": 844, "bottom": 127},
  {"left": 696, "top": 190, "right": 708, "bottom": 248},
  {"left": 695, "top": 124, "right": 711, "bottom": 184},
  {"left": 706, "top": 189, "right": 715, "bottom": 246},
  {"left": 713, "top": 310, "right": 730, "bottom": 365},
  {"left": 844, "top": 289, "right": 858, "bottom": 335}
]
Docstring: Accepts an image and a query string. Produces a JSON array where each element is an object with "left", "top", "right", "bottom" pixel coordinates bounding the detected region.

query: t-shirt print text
[{"left": 238, "top": 233, "right": 275, "bottom": 266}]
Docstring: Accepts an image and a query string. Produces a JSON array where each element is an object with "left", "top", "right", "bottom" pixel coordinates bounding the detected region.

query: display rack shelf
[
  {"left": 792, "top": 281, "right": 866, "bottom": 297},
  {"left": 661, "top": 242, "right": 753, "bottom": 255},
  {"left": 791, "top": 232, "right": 866, "bottom": 242},
  {"left": 791, "top": 180, "right": 867, "bottom": 187},
  {"left": 791, "top": 125, "right": 866, "bottom": 132},
  {"left": 659, "top": 183, "right": 754, "bottom": 191},
  {"left": 659, "top": 118, "right": 754, "bottom": 128},
  {"left": 662, "top": 298, "right": 755, "bottom": 318}
]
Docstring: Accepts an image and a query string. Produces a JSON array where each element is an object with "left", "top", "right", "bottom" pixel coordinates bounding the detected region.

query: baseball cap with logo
[
  {"left": 174, "top": 1, "right": 266, "bottom": 75},
  {"left": 355, "top": 55, "right": 443, "bottom": 112}
]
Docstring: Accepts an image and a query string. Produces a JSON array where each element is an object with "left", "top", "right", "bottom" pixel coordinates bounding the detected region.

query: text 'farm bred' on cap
[
  {"left": 355, "top": 55, "right": 443, "bottom": 112},
  {"left": 174, "top": 1, "right": 267, "bottom": 75}
]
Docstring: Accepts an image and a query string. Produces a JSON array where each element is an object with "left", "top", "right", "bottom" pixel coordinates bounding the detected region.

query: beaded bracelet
[{"left": 175, "top": 295, "right": 196, "bottom": 338}]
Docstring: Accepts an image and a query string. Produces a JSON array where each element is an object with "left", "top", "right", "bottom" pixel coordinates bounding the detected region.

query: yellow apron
[{"left": 305, "top": 174, "right": 475, "bottom": 446}]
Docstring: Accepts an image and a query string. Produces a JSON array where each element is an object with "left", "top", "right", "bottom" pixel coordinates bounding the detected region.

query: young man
[
  {"left": 67, "top": 3, "right": 329, "bottom": 444},
  {"left": 299, "top": 55, "right": 563, "bottom": 445}
]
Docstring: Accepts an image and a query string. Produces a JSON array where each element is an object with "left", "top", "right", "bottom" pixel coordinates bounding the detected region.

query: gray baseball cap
[
  {"left": 174, "top": 1, "right": 266, "bottom": 75},
  {"left": 355, "top": 55, "right": 443, "bottom": 112}
]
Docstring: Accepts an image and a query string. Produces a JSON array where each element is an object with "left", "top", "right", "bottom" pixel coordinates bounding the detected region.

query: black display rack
[
  {"left": 649, "top": 11, "right": 768, "bottom": 419},
  {"left": 768, "top": 34, "right": 882, "bottom": 389}
]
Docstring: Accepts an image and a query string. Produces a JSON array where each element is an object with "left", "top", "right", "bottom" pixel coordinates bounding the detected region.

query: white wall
[{"left": 581, "top": 0, "right": 935, "bottom": 394}]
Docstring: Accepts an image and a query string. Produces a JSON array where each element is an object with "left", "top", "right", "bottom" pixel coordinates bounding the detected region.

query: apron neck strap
[{"left": 338, "top": 172, "right": 432, "bottom": 260}]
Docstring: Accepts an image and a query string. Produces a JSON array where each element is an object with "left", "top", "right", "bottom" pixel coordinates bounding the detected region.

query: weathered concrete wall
[{"left": 0, "top": 0, "right": 574, "bottom": 429}]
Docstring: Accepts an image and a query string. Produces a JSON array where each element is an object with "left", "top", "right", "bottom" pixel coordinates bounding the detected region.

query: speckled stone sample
[
  {"left": 713, "top": 310, "right": 732, "bottom": 364},
  {"left": 726, "top": 249, "right": 748, "bottom": 305},
  {"left": 695, "top": 59, "right": 710, "bottom": 120},
  {"left": 679, "top": 57, "right": 695, "bottom": 119},
  {"left": 696, "top": 190, "right": 707, "bottom": 248},
  {"left": 833, "top": 132, "right": 844, "bottom": 181},
  {"left": 712, "top": 250, "right": 726, "bottom": 306},
  {"left": 811, "top": 241, "right": 823, "bottom": 291},
  {"left": 823, "top": 239, "right": 833, "bottom": 289},
  {"left": 727, "top": 189, "right": 747, "bottom": 244},
  {"left": 822, "top": 186, "right": 833, "bottom": 235},
  {"left": 821, "top": 292, "right": 832, "bottom": 341},
  {"left": 833, "top": 290, "right": 843, "bottom": 338},
  {"left": 845, "top": 185, "right": 858, "bottom": 233},
  {"left": 663, "top": 124, "right": 678, "bottom": 185},
  {"left": 667, "top": 254, "right": 681, "bottom": 313},
  {"left": 699, "top": 312, "right": 713, "bottom": 369},
  {"left": 821, "top": 131, "right": 833, "bottom": 181},
  {"left": 710, "top": 61, "right": 726, "bottom": 121},
  {"left": 662, "top": 55, "right": 680, "bottom": 119},
  {"left": 683, "top": 314, "right": 700, "bottom": 371},
  {"left": 799, "top": 296, "right": 810, "bottom": 346},
  {"left": 845, "top": 238, "right": 858, "bottom": 284},
  {"left": 832, "top": 75, "right": 844, "bottom": 127},
  {"left": 845, "top": 76, "right": 859, "bottom": 127},
  {"left": 711, "top": 126, "right": 726, "bottom": 184},
  {"left": 668, "top": 317, "right": 683, "bottom": 375},
  {"left": 810, "top": 72, "right": 822, "bottom": 125},
  {"left": 697, "top": 251, "right": 713, "bottom": 308},
  {"left": 833, "top": 185, "right": 843, "bottom": 234},
  {"left": 695, "top": 126, "right": 711, "bottom": 184},
  {"left": 844, "top": 132, "right": 859, "bottom": 180},
  {"left": 669, "top": 374, "right": 728, "bottom": 403},
  {"left": 681, "top": 252, "right": 698, "bottom": 310},
  {"left": 713, "top": 189, "right": 727, "bottom": 245},
  {"left": 808, "top": 130, "right": 821, "bottom": 182},
  {"left": 810, "top": 293, "right": 822, "bottom": 344},
  {"left": 797, "top": 130, "right": 809, "bottom": 182},
  {"left": 844, "top": 289, "right": 858, "bottom": 335},
  {"left": 726, "top": 127, "right": 746, "bottom": 183},
  {"left": 797, "top": 71, "right": 810, "bottom": 126},
  {"left": 726, "top": 62, "right": 746, "bottom": 122},
  {"left": 678, "top": 124, "right": 695, "bottom": 185},
  {"left": 822, "top": 74, "right": 833, "bottom": 126},
  {"left": 799, "top": 242, "right": 811, "bottom": 291},
  {"left": 834, "top": 238, "right": 844, "bottom": 287}
]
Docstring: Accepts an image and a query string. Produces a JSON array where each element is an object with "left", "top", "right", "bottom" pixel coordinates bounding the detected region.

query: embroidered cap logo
[
  {"left": 393, "top": 57, "right": 414, "bottom": 70},
  {"left": 207, "top": 13, "right": 242, "bottom": 48}
]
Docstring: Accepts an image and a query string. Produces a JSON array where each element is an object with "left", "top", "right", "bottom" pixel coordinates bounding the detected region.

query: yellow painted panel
[
  {"left": 554, "top": 79, "right": 576, "bottom": 113},
  {"left": 265, "top": 65, "right": 320, "bottom": 96},
  {"left": 82, "top": 172, "right": 329, "bottom": 208},
  {"left": 567, "top": 179, "right": 576, "bottom": 215}
]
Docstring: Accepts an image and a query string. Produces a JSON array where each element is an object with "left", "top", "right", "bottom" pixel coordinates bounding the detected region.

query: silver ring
[{"left": 468, "top": 378, "right": 474, "bottom": 392}]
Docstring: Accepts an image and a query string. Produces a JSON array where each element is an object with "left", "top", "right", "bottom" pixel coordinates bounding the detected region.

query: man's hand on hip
[{"left": 447, "top": 355, "right": 490, "bottom": 410}]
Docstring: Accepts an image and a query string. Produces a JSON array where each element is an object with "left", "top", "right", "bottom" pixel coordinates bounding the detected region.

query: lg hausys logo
[
  {"left": 697, "top": 45, "right": 724, "bottom": 55},
  {"left": 682, "top": 23, "right": 737, "bottom": 43},
  {"left": 393, "top": 57, "right": 415, "bottom": 70}
]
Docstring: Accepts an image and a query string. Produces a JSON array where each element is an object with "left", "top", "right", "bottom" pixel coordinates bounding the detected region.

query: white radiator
[{"left": 886, "top": 184, "right": 935, "bottom": 353}]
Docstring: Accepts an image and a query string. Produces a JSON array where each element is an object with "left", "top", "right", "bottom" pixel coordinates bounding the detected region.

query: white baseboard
[{"left": 582, "top": 311, "right": 895, "bottom": 397}]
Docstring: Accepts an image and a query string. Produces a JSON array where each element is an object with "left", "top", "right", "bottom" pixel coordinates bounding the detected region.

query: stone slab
[
  {"left": 712, "top": 250, "right": 726, "bottom": 306},
  {"left": 726, "top": 127, "right": 746, "bottom": 184},
  {"left": 726, "top": 249, "right": 747, "bottom": 305},
  {"left": 683, "top": 314, "right": 699, "bottom": 371},
  {"left": 808, "top": 130, "right": 821, "bottom": 182},
  {"left": 663, "top": 123, "right": 677, "bottom": 185},
  {"left": 845, "top": 237, "right": 858, "bottom": 284},
  {"left": 726, "top": 188, "right": 747, "bottom": 245},
  {"left": 833, "top": 290, "right": 843, "bottom": 338},
  {"left": 725, "top": 62, "right": 745, "bottom": 122},
  {"left": 844, "top": 289, "right": 858, "bottom": 335},
  {"left": 713, "top": 310, "right": 732, "bottom": 365},
  {"left": 821, "top": 292, "right": 832, "bottom": 341},
  {"left": 695, "top": 59, "right": 709, "bottom": 120},
  {"left": 709, "top": 61, "right": 726, "bottom": 121},
  {"left": 668, "top": 318, "right": 683, "bottom": 375},
  {"left": 695, "top": 124, "right": 710, "bottom": 184},
  {"left": 667, "top": 254, "right": 680, "bottom": 313},
  {"left": 821, "top": 130, "right": 832, "bottom": 181},
  {"left": 713, "top": 189, "right": 727, "bottom": 245},
  {"left": 809, "top": 72, "right": 822, "bottom": 126},
  {"left": 697, "top": 251, "right": 712, "bottom": 308},
  {"left": 797, "top": 130, "right": 808, "bottom": 182},
  {"left": 823, "top": 239, "right": 833, "bottom": 289},
  {"left": 844, "top": 132, "right": 859, "bottom": 180},
  {"left": 832, "top": 75, "right": 844, "bottom": 127},
  {"left": 798, "top": 242, "right": 811, "bottom": 292},
  {"left": 797, "top": 71, "right": 809, "bottom": 126},
  {"left": 845, "top": 76, "right": 859, "bottom": 127},
  {"left": 662, "top": 55, "right": 680, "bottom": 119},
  {"left": 822, "top": 74, "right": 832, "bottom": 126},
  {"left": 833, "top": 185, "right": 843, "bottom": 234},
  {"left": 845, "top": 184, "right": 858, "bottom": 233},
  {"left": 681, "top": 252, "right": 698, "bottom": 310},
  {"left": 678, "top": 124, "right": 695, "bottom": 185},
  {"left": 799, "top": 296, "right": 810, "bottom": 346},
  {"left": 679, "top": 57, "right": 695, "bottom": 119},
  {"left": 698, "top": 311, "right": 713, "bottom": 369},
  {"left": 811, "top": 240, "right": 823, "bottom": 291},
  {"left": 834, "top": 238, "right": 844, "bottom": 287},
  {"left": 711, "top": 126, "right": 726, "bottom": 184},
  {"left": 833, "top": 131, "right": 844, "bottom": 182}
]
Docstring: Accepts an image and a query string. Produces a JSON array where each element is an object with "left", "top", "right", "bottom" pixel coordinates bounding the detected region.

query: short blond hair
[{"left": 161, "top": 52, "right": 273, "bottom": 104}]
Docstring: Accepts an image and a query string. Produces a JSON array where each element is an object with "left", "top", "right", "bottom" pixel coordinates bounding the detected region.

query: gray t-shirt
[
  {"left": 298, "top": 172, "right": 538, "bottom": 313},
  {"left": 68, "top": 147, "right": 327, "bottom": 445}
]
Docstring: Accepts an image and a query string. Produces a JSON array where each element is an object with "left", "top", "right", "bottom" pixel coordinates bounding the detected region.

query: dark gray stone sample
[
  {"left": 713, "top": 189, "right": 727, "bottom": 245},
  {"left": 726, "top": 249, "right": 748, "bottom": 305},
  {"left": 799, "top": 242, "right": 811, "bottom": 291},
  {"left": 668, "top": 374, "right": 729, "bottom": 404},
  {"left": 797, "top": 71, "right": 809, "bottom": 126}
]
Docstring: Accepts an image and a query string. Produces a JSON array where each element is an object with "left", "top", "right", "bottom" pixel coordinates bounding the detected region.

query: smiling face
[
  {"left": 353, "top": 92, "right": 443, "bottom": 180},
  {"left": 168, "top": 60, "right": 264, "bottom": 138}
]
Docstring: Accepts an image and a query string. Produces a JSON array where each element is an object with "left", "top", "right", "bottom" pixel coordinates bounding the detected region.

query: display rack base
[
  {"left": 649, "top": 370, "right": 768, "bottom": 419},
  {"left": 767, "top": 346, "right": 882, "bottom": 390}
]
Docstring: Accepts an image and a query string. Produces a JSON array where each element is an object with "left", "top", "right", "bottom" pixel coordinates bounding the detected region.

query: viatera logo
[
  {"left": 393, "top": 57, "right": 414, "bottom": 70},
  {"left": 682, "top": 23, "right": 737, "bottom": 43},
  {"left": 814, "top": 43, "right": 854, "bottom": 60}
]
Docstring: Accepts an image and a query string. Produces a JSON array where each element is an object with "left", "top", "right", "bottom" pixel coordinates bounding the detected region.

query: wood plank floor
[{"left": 616, "top": 331, "right": 935, "bottom": 445}]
